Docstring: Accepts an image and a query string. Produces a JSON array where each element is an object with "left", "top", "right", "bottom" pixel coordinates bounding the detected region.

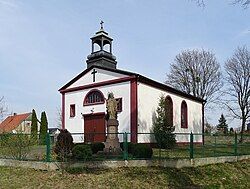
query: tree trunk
[{"left": 239, "top": 118, "right": 246, "bottom": 143}]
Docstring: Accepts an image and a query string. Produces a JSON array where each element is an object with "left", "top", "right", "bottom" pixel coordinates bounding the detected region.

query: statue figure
[
  {"left": 104, "top": 92, "right": 122, "bottom": 154},
  {"left": 106, "top": 92, "right": 118, "bottom": 119}
]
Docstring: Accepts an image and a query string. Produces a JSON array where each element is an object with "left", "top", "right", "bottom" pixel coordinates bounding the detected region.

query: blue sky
[{"left": 0, "top": 0, "right": 249, "bottom": 128}]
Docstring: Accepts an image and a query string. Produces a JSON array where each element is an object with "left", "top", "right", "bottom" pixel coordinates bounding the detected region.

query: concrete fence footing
[{"left": 0, "top": 155, "right": 249, "bottom": 171}]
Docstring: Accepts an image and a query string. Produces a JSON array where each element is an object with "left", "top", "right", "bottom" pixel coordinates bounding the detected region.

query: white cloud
[
  {"left": 238, "top": 28, "right": 250, "bottom": 37},
  {"left": 0, "top": 0, "right": 18, "bottom": 9}
]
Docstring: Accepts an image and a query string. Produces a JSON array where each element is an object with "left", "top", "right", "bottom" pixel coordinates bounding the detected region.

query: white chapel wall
[
  {"left": 137, "top": 82, "right": 203, "bottom": 143},
  {"left": 65, "top": 81, "right": 131, "bottom": 142},
  {"left": 67, "top": 68, "right": 128, "bottom": 89}
]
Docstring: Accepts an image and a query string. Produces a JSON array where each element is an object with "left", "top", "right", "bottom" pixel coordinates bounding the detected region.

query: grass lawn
[{"left": 0, "top": 160, "right": 249, "bottom": 189}]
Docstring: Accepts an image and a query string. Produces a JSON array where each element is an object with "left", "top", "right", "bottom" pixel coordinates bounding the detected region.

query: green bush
[
  {"left": 91, "top": 142, "right": 105, "bottom": 154},
  {"left": 72, "top": 144, "right": 92, "bottom": 161},
  {"left": 0, "top": 133, "right": 34, "bottom": 160},
  {"left": 132, "top": 143, "right": 153, "bottom": 159},
  {"left": 120, "top": 142, "right": 134, "bottom": 154}
]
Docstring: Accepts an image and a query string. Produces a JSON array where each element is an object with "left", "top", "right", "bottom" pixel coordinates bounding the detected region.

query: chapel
[{"left": 59, "top": 23, "right": 205, "bottom": 143}]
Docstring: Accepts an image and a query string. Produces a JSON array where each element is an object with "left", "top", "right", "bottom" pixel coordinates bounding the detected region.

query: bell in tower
[{"left": 86, "top": 21, "right": 117, "bottom": 69}]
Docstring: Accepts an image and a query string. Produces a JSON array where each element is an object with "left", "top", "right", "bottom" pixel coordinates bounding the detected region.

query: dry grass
[{"left": 0, "top": 160, "right": 249, "bottom": 189}]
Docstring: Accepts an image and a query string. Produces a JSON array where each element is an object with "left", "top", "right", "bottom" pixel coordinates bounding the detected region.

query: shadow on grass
[
  {"left": 65, "top": 166, "right": 108, "bottom": 175},
  {"left": 68, "top": 166, "right": 203, "bottom": 189},
  {"left": 163, "top": 168, "right": 202, "bottom": 189},
  {"left": 121, "top": 167, "right": 202, "bottom": 189}
]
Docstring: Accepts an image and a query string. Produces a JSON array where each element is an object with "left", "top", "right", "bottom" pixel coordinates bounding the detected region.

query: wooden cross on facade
[{"left": 91, "top": 69, "right": 97, "bottom": 82}]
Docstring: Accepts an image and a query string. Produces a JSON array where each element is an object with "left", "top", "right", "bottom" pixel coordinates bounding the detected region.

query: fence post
[
  {"left": 234, "top": 132, "right": 238, "bottom": 156},
  {"left": 214, "top": 135, "right": 217, "bottom": 157},
  {"left": 123, "top": 132, "right": 128, "bottom": 160},
  {"left": 46, "top": 132, "right": 51, "bottom": 162},
  {"left": 190, "top": 132, "right": 194, "bottom": 159},
  {"left": 159, "top": 133, "right": 162, "bottom": 159}
]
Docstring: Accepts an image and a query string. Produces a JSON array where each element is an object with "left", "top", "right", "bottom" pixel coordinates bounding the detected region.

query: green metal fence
[
  {"left": 0, "top": 132, "right": 249, "bottom": 162},
  {"left": 192, "top": 133, "right": 250, "bottom": 158}
]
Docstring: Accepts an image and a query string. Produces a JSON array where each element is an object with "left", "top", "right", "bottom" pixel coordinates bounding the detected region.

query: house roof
[
  {"left": 0, "top": 113, "right": 31, "bottom": 133},
  {"left": 48, "top": 127, "right": 60, "bottom": 133},
  {"left": 59, "top": 65, "right": 205, "bottom": 103}
]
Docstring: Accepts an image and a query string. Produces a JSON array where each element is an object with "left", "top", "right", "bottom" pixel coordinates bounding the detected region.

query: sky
[{"left": 0, "top": 0, "right": 249, "bottom": 128}]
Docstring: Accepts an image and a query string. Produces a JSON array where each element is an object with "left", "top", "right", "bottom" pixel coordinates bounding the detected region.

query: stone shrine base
[
  {"left": 103, "top": 138, "right": 122, "bottom": 155},
  {"left": 103, "top": 118, "right": 122, "bottom": 154}
]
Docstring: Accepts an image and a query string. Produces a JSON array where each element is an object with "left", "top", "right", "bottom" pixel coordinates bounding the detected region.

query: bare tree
[
  {"left": 166, "top": 49, "right": 222, "bottom": 106},
  {"left": 56, "top": 106, "right": 62, "bottom": 129},
  {"left": 0, "top": 96, "right": 8, "bottom": 121},
  {"left": 234, "top": 0, "right": 250, "bottom": 8},
  {"left": 224, "top": 46, "right": 250, "bottom": 141},
  {"left": 193, "top": 0, "right": 250, "bottom": 8}
]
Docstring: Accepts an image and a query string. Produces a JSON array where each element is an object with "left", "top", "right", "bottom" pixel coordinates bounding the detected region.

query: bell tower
[{"left": 86, "top": 21, "right": 117, "bottom": 69}]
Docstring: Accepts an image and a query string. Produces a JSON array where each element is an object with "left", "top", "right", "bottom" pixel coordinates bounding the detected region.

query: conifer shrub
[
  {"left": 72, "top": 144, "right": 92, "bottom": 161},
  {"left": 217, "top": 114, "right": 229, "bottom": 135},
  {"left": 39, "top": 111, "right": 48, "bottom": 145},
  {"left": 132, "top": 143, "right": 153, "bottom": 159},
  {"left": 31, "top": 109, "right": 38, "bottom": 142},
  {"left": 153, "top": 95, "right": 176, "bottom": 149},
  {"left": 54, "top": 129, "right": 73, "bottom": 160},
  {"left": 90, "top": 142, "right": 105, "bottom": 154}
]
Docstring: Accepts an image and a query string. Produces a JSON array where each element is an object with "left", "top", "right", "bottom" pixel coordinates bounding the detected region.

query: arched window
[
  {"left": 181, "top": 101, "right": 188, "bottom": 128},
  {"left": 83, "top": 89, "right": 105, "bottom": 106},
  {"left": 165, "top": 96, "right": 173, "bottom": 126}
]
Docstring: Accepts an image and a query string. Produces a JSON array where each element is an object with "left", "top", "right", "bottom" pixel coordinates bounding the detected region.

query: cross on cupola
[
  {"left": 100, "top": 20, "right": 104, "bottom": 30},
  {"left": 86, "top": 21, "right": 117, "bottom": 69},
  {"left": 91, "top": 69, "right": 97, "bottom": 82}
]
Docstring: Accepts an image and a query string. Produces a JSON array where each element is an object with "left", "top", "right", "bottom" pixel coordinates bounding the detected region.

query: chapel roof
[
  {"left": 0, "top": 113, "right": 31, "bottom": 133},
  {"left": 59, "top": 65, "right": 205, "bottom": 103}
]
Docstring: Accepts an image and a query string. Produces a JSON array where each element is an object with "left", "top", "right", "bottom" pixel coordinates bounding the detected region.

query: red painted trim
[
  {"left": 62, "top": 94, "right": 65, "bottom": 129},
  {"left": 83, "top": 89, "right": 105, "bottom": 106},
  {"left": 60, "top": 76, "right": 135, "bottom": 94},
  {"left": 202, "top": 102, "right": 205, "bottom": 145},
  {"left": 82, "top": 112, "right": 105, "bottom": 117},
  {"left": 130, "top": 78, "right": 138, "bottom": 143},
  {"left": 138, "top": 76, "right": 205, "bottom": 103},
  {"left": 59, "top": 65, "right": 204, "bottom": 103}
]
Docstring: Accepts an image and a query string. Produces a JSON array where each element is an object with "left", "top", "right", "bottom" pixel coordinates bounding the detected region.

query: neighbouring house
[
  {"left": 0, "top": 113, "right": 33, "bottom": 134},
  {"left": 48, "top": 127, "right": 60, "bottom": 135},
  {"left": 59, "top": 24, "right": 205, "bottom": 144},
  {"left": 48, "top": 127, "right": 60, "bottom": 143}
]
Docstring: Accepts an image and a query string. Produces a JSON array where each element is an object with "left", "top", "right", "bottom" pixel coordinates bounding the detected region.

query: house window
[
  {"left": 165, "top": 96, "right": 173, "bottom": 126},
  {"left": 83, "top": 89, "right": 105, "bottom": 106},
  {"left": 181, "top": 101, "right": 188, "bottom": 128},
  {"left": 116, "top": 98, "right": 122, "bottom": 112},
  {"left": 70, "top": 104, "right": 75, "bottom": 117}
]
